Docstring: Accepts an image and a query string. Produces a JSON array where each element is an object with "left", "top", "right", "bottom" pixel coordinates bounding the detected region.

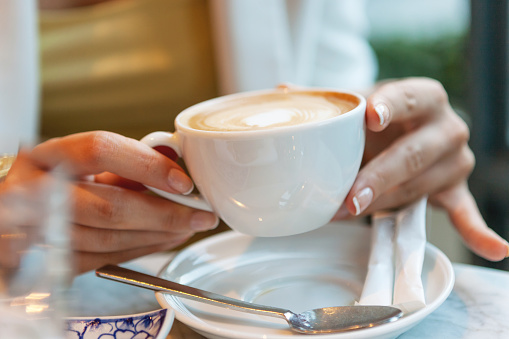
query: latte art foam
[{"left": 184, "top": 92, "right": 357, "bottom": 132}]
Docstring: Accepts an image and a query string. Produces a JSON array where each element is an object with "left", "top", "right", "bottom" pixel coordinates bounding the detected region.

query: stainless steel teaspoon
[{"left": 96, "top": 264, "right": 402, "bottom": 334}]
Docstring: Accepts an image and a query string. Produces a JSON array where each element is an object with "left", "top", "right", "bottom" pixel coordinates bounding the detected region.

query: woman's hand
[
  {"left": 0, "top": 131, "right": 219, "bottom": 274},
  {"left": 334, "top": 77, "right": 509, "bottom": 261}
]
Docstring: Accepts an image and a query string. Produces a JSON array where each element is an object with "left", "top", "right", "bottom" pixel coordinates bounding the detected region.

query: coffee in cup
[
  {"left": 141, "top": 88, "right": 365, "bottom": 237},
  {"left": 183, "top": 91, "right": 358, "bottom": 132}
]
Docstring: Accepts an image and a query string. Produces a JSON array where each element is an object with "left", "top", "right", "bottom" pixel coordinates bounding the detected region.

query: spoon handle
[{"left": 96, "top": 264, "right": 290, "bottom": 319}]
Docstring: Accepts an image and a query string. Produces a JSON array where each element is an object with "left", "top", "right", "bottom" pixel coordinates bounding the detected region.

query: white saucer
[{"left": 156, "top": 221, "right": 454, "bottom": 339}]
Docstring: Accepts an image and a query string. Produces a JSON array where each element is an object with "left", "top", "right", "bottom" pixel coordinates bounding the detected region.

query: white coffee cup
[{"left": 141, "top": 88, "right": 366, "bottom": 237}]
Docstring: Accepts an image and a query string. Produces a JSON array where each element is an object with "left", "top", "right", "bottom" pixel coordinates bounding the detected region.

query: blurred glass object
[
  {"left": 0, "top": 155, "right": 16, "bottom": 179},
  {"left": 0, "top": 167, "right": 71, "bottom": 338}
]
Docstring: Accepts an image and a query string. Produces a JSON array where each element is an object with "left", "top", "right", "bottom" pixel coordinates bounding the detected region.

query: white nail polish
[
  {"left": 353, "top": 196, "right": 361, "bottom": 216},
  {"left": 375, "top": 104, "right": 386, "bottom": 126},
  {"left": 352, "top": 187, "right": 374, "bottom": 216}
]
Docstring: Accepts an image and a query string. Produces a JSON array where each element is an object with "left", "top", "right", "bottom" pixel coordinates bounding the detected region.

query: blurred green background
[
  {"left": 367, "top": 0, "right": 469, "bottom": 112},
  {"left": 371, "top": 34, "right": 468, "bottom": 111}
]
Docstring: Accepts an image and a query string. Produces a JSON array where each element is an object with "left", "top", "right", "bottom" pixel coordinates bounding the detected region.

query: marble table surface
[{"left": 70, "top": 252, "right": 509, "bottom": 339}]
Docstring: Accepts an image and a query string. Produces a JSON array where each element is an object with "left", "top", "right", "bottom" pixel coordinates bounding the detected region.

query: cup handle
[{"left": 140, "top": 132, "right": 213, "bottom": 212}]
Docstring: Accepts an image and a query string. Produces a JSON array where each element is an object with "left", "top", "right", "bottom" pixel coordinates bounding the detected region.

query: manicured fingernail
[
  {"left": 168, "top": 169, "right": 194, "bottom": 194},
  {"left": 352, "top": 187, "right": 374, "bottom": 216},
  {"left": 505, "top": 242, "right": 509, "bottom": 258},
  {"left": 375, "top": 104, "right": 388, "bottom": 126},
  {"left": 190, "top": 211, "right": 219, "bottom": 231}
]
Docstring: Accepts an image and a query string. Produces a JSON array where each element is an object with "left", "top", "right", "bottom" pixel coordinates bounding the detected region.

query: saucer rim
[{"left": 156, "top": 223, "right": 454, "bottom": 339}]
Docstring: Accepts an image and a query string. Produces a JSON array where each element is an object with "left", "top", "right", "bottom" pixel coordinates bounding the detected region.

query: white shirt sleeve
[{"left": 210, "top": 0, "right": 378, "bottom": 94}]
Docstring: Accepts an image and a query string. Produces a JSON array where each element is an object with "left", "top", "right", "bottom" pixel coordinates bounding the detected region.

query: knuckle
[
  {"left": 401, "top": 78, "right": 449, "bottom": 115},
  {"left": 162, "top": 209, "right": 179, "bottom": 231},
  {"left": 140, "top": 152, "right": 161, "bottom": 176},
  {"left": 426, "top": 78, "right": 449, "bottom": 106},
  {"left": 131, "top": 144, "right": 162, "bottom": 176},
  {"left": 96, "top": 199, "right": 116, "bottom": 222},
  {"left": 397, "top": 82, "right": 418, "bottom": 113},
  {"left": 460, "top": 146, "right": 476, "bottom": 175},
  {"left": 403, "top": 144, "right": 425, "bottom": 175},
  {"left": 160, "top": 203, "right": 193, "bottom": 233},
  {"left": 404, "top": 93, "right": 417, "bottom": 113},
  {"left": 443, "top": 113, "right": 470, "bottom": 147},
  {"left": 83, "top": 131, "right": 116, "bottom": 167},
  {"left": 94, "top": 193, "right": 123, "bottom": 225},
  {"left": 456, "top": 116, "right": 471, "bottom": 143},
  {"left": 366, "top": 168, "right": 390, "bottom": 193}
]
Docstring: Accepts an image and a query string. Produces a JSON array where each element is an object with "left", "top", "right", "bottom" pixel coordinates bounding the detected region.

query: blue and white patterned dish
[{"left": 65, "top": 308, "right": 174, "bottom": 339}]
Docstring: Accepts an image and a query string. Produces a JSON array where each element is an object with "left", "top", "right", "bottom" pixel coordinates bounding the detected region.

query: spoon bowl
[{"left": 96, "top": 265, "right": 402, "bottom": 334}]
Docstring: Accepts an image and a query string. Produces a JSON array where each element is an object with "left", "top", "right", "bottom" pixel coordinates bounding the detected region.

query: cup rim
[{"left": 174, "top": 87, "right": 366, "bottom": 137}]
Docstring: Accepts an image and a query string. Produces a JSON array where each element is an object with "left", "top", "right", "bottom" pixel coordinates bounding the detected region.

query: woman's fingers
[
  {"left": 70, "top": 223, "right": 193, "bottom": 253},
  {"left": 4, "top": 152, "right": 217, "bottom": 235},
  {"left": 71, "top": 182, "right": 219, "bottom": 233},
  {"left": 430, "top": 183, "right": 509, "bottom": 261},
  {"left": 344, "top": 117, "right": 469, "bottom": 216},
  {"left": 365, "top": 77, "right": 449, "bottom": 131},
  {"left": 333, "top": 77, "right": 509, "bottom": 263},
  {"left": 30, "top": 131, "right": 193, "bottom": 194},
  {"left": 1, "top": 137, "right": 221, "bottom": 274},
  {"left": 73, "top": 242, "right": 184, "bottom": 275},
  {"left": 343, "top": 78, "right": 470, "bottom": 216},
  {"left": 363, "top": 145, "right": 475, "bottom": 213}
]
